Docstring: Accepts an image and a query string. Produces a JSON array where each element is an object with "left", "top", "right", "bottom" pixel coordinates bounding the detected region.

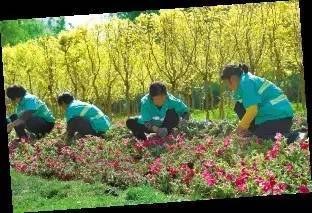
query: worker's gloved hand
[
  {"left": 236, "top": 126, "right": 249, "bottom": 138},
  {"left": 157, "top": 127, "right": 168, "bottom": 138},
  {"left": 144, "top": 122, "right": 160, "bottom": 133}
]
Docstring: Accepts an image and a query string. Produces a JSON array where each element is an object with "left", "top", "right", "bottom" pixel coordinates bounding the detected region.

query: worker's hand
[
  {"left": 157, "top": 127, "right": 168, "bottom": 138},
  {"left": 236, "top": 126, "right": 249, "bottom": 137}
]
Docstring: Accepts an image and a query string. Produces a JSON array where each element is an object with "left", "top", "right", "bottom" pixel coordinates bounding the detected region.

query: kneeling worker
[{"left": 126, "top": 81, "right": 190, "bottom": 140}]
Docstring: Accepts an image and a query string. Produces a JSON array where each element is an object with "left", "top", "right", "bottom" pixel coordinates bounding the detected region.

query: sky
[{"left": 64, "top": 13, "right": 112, "bottom": 29}]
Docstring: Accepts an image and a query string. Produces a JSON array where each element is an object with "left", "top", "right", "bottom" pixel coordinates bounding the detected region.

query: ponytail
[
  {"left": 221, "top": 63, "right": 249, "bottom": 80},
  {"left": 239, "top": 64, "right": 249, "bottom": 74}
]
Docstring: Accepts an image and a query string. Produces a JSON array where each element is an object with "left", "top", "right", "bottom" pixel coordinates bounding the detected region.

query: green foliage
[{"left": 0, "top": 17, "right": 66, "bottom": 47}]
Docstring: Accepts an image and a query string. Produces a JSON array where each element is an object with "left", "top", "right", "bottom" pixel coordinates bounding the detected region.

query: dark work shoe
[{"left": 286, "top": 131, "right": 300, "bottom": 144}]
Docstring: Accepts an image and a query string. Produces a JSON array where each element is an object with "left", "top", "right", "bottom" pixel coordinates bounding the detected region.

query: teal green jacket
[
  {"left": 16, "top": 93, "right": 55, "bottom": 123},
  {"left": 65, "top": 100, "right": 111, "bottom": 133},
  {"left": 138, "top": 93, "right": 189, "bottom": 126},
  {"left": 233, "top": 72, "right": 294, "bottom": 125}
]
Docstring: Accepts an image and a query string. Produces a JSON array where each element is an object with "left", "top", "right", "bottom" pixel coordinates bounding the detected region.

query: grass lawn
[{"left": 10, "top": 170, "right": 186, "bottom": 212}]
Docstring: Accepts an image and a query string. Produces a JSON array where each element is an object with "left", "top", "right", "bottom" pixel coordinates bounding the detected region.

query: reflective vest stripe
[
  {"left": 258, "top": 80, "right": 271, "bottom": 95},
  {"left": 90, "top": 113, "right": 104, "bottom": 120},
  {"left": 270, "top": 94, "right": 288, "bottom": 105},
  {"left": 80, "top": 106, "right": 90, "bottom": 117},
  {"left": 152, "top": 116, "right": 165, "bottom": 121}
]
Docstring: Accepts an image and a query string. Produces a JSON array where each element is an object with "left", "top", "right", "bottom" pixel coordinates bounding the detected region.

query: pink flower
[
  {"left": 134, "top": 142, "right": 144, "bottom": 152},
  {"left": 202, "top": 160, "right": 215, "bottom": 169},
  {"left": 274, "top": 133, "right": 283, "bottom": 141},
  {"left": 254, "top": 176, "right": 264, "bottom": 185},
  {"left": 285, "top": 163, "right": 293, "bottom": 172},
  {"left": 273, "top": 183, "right": 288, "bottom": 195},
  {"left": 265, "top": 143, "right": 281, "bottom": 160},
  {"left": 298, "top": 185, "right": 310, "bottom": 193},
  {"left": 223, "top": 136, "right": 231, "bottom": 148},
  {"left": 202, "top": 170, "right": 217, "bottom": 186},
  {"left": 195, "top": 144, "right": 206, "bottom": 155},
  {"left": 149, "top": 157, "right": 163, "bottom": 175}
]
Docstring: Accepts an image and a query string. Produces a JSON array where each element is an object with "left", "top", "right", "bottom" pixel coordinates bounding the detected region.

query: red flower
[
  {"left": 225, "top": 173, "right": 235, "bottom": 182},
  {"left": 216, "top": 167, "right": 226, "bottom": 177},
  {"left": 167, "top": 166, "right": 179, "bottom": 178},
  {"left": 300, "top": 142, "right": 309, "bottom": 150},
  {"left": 180, "top": 163, "right": 195, "bottom": 185},
  {"left": 202, "top": 170, "right": 217, "bottom": 186},
  {"left": 298, "top": 185, "right": 310, "bottom": 193},
  {"left": 235, "top": 174, "right": 248, "bottom": 192}
]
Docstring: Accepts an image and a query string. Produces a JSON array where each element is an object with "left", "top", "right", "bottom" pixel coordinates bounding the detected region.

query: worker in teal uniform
[
  {"left": 6, "top": 85, "right": 55, "bottom": 141},
  {"left": 220, "top": 64, "right": 301, "bottom": 142},
  {"left": 126, "top": 81, "right": 190, "bottom": 140},
  {"left": 57, "top": 92, "right": 111, "bottom": 144}
]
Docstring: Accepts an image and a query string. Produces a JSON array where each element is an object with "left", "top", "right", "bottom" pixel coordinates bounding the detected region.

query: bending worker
[
  {"left": 221, "top": 64, "right": 294, "bottom": 141},
  {"left": 57, "top": 92, "right": 111, "bottom": 144},
  {"left": 6, "top": 85, "right": 55, "bottom": 141}
]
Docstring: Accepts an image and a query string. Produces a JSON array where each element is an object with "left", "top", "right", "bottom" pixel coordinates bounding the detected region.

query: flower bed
[{"left": 8, "top": 118, "right": 311, "bottom": 199}]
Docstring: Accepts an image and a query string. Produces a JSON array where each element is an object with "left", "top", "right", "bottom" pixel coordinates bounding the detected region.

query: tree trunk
[
  {"left": 125, "top": 82, "right": 131, "bottom": 115},
  {"left": 219, "top": 84, "right": 225, "bottom": 119}
]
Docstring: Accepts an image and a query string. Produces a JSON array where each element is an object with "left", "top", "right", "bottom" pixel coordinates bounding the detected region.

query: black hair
[
  {"left": 6, "top": 85, "right": 27, "bottom": 100},
  {"left": 149, "top": 81, "right": 167, "bottom": 97},
  {"left": 57, "top": 92, "right": 74, "bottom": 105},
  {"left": 221, "top": 63, "right": 249, "bottom": 80}
]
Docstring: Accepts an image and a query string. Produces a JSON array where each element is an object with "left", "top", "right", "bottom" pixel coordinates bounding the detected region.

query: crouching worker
[
  {"left": 57, "top": 92, "right": 111, "bottom": 144},
  {"left": 221, "top": 64, "right": 295, "bottom": 141},
  {"left": 126, "top": 82, "right": 190, "bottom": 140},
  {"left": 6, "top": 85, "right": 55, "bottom": 141}
]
